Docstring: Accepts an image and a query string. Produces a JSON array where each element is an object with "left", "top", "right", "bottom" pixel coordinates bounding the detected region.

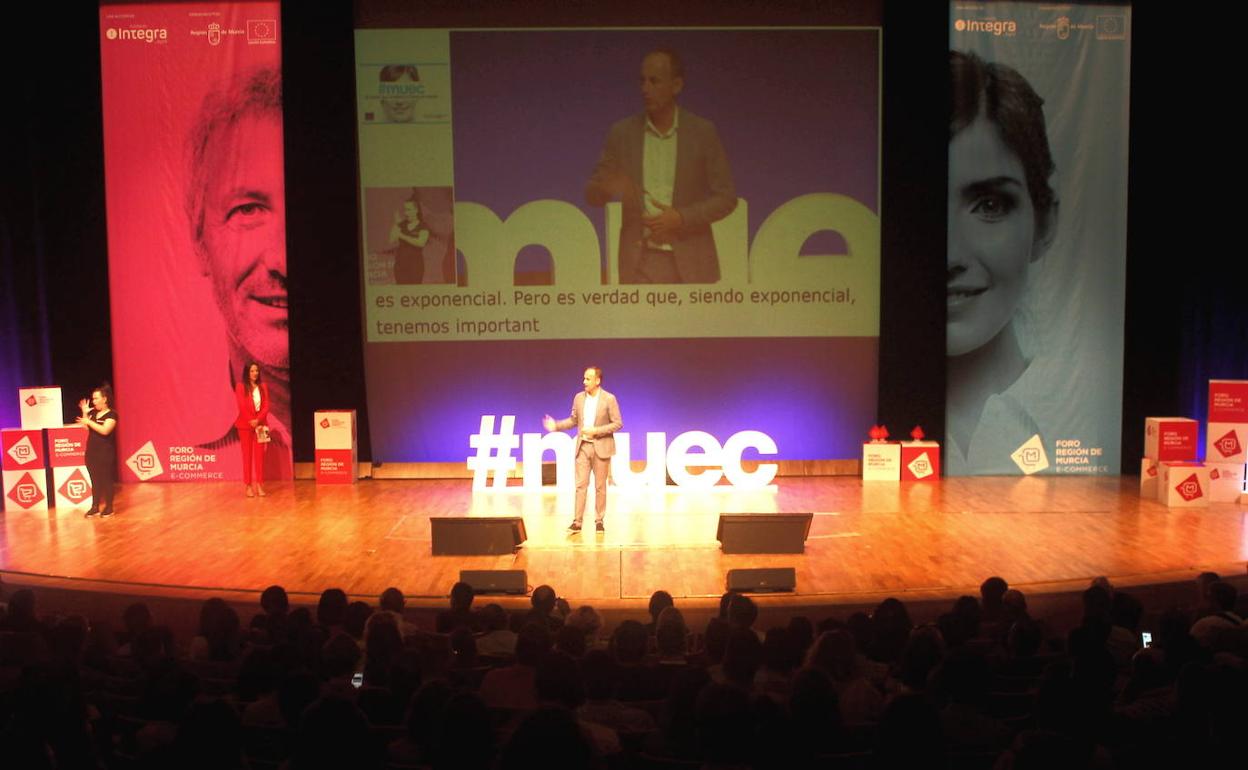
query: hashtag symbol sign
[{"left": 468, "top": 415, "right": 520, "bottom": 490}]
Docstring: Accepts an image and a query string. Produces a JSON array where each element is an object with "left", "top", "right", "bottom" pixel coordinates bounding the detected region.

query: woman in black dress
[
  {"left": 389, "top": 195, "right": 430, "bottom": 284},
  {"left": 77, "top": 384, "right": 119, "bottom": 517}
]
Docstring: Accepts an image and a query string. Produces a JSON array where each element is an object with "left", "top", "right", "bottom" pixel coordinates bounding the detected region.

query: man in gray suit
[
  {"left": 543, "top": 366, "right": 623, "bottom": 533},
  {"left": 586, "top": 49, "right": 737, "bottom": 283}
]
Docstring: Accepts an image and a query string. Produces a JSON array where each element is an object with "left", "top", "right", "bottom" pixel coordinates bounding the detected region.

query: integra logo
[
  {"left": 105, "top": 27, "right": 169, "bottom": 43},
  {"left": 953, "top": 18, "right": 1018, "bottom": 36}
]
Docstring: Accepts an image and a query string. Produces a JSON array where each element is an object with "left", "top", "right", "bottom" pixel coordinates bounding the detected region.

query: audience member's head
[
  {"left": 260, "top": 584, "right": 289, "bottom": 615},
  {"left": 786, "top": 615, "right": 815, "bottom": 663},
  {"left": 1007, "top": 618, "right": 1043, "bottom": 658},
  {"left": 535, "top": 651, "right": 585, "bottom": 709},
  {"left": 695, "top": 682, "right": 754, "bottom": 765},
  {"left": 380, "top": 586, "right": 406, "bottom": 614},
  {"left": 172, "top": 698, "right": 243, "bottom": 768},
  {"left": 727, "top": 592, "right": 759, "bottom": 630},
  {"left": 1082, "top": 584, "right": 1113, "bottom": 624},
  {"left": 433, "top": 692, "right": 495, "bottom": 770},
  {"left": 580, "top": 649, "right": 617, "bottom": 701},
  {"left": 531, "top": 585, "right": 557, "bottom": 615},
  {"left": 1206, "top": 580, "right": 1237, "bottom": 614},
  {"left": 479, "top": 603, "right": 509, "bottom": 633},
  {"left": 703, "top": 617, "right": 731, "bottom": 665},
  {"left": 874, "top": 693, "right": 945, "bottom": 768},
  {"left": 554, "top": 624, "right": 587, "bottom": 659},
  {"left": 1111, "top": 590, "right": 1144, "bottom": 632},
  {"left": 980, "top": 576, "right": 1009, "bottom": 620},
  {"left": 122, "top": 601, "right": 153, "bottom": 640},
  {"left": 564, "top": 605, "right": 603, "bottom": 644},
  {"left": 316, "top": 588, "right": 348, "bottom": 628},
  {"left": 722, "top": 627, "right": 763, "bottom": 688},
  {"left": 899, "top": 625, "right": 946, "bottom": 692},
  {"left": 344, "top": 600, "right": 374, "bottom": 640},
  {"left": 514, "top": 622, "right": 552, "bottom": 667},
  {"left": 1002, "top": 588, "right": 1029, "bottom": 622},
  {"left": 656, "top": 615, "right": 688, "bottom": 658},
  {"left": 806, "top": 629, "right": 859, "bottom": 682},
  {"left": 648, "top": 590, "right": 674, "bottom": 625},
  {"left": 449, "top": 581, "right": 474, "bottom": 611},
  {"left": 499, "top": 706, "right": 595, "bottom": 770},
  {"left": 789, "top": 666, "right": 841, "bottom": 737},
  {"left": 610, "top": 619, "right": 648, "bottom": 665},
  {"left": 321, "top": 633, "right": 362, "bottom": 680},
  {"left": 931, "top": 648, "right": 993, "bottom": 706},
  {"left": 293, "top": 694, "right": 377, "bottom": 769}
]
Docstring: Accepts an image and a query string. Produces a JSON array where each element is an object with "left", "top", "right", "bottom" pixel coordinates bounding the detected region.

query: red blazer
[{"left": 234, "top": 382, "right": 270, "bottom": 430}]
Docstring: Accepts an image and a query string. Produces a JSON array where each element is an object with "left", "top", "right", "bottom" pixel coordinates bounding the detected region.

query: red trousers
[{"left": 240, "top": 427, "right": 266, "bottom": 485}]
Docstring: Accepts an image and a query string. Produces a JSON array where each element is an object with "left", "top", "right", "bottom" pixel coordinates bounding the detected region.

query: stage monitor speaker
[
  {"left": 431, "top": 517, "right": 527, "bottom": 555},
  {"left": 726, "top": 567, "right": 797, "bottom": 593},
  {"left": 716, "top": 513, "right": 813, "bottom": 554},
  {"left": 460, "top": 569, "right": 529, "bottom": 595}
]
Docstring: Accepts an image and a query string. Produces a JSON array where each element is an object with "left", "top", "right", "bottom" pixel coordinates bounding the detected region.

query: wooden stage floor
[{"left": 1, "top": 476, "right": 1245, "bottom": 611}]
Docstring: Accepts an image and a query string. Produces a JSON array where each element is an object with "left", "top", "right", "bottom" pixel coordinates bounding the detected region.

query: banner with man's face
[{"left": 99, "top": 2, "right": 290, "bottom": 482}]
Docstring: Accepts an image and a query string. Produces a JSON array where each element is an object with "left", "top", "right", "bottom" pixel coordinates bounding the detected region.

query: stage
[{"left": 2, "top": 475, "right": 1245, "bottom": 621}]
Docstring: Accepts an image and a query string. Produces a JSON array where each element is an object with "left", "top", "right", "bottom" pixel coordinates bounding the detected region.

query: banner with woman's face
[
  {"left": 99, "top": 2, "right": 291, "bottom": 482},
  {"left": 947, "top": 3, "right": 1132, "bottom": 475}
]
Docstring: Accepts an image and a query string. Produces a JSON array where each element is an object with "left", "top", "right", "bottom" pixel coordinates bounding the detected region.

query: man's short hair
[
  {"left": 586, "top": 365, "right": 603, "bottom": 382},
  {"left": 185, "top": 67, "right": 282, "bottom": 249},
  {"left": 646, "top": 48, "right": 684, "bottom": 80},
  {"left": 380, "top": 587, "right": 406, "bottom": 613}
]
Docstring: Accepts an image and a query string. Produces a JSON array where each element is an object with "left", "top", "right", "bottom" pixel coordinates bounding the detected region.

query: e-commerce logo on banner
[
  {"left": 6, "top": 472, "right": 45, "bottom": 509},
  {"left": 6, "top": 435, "right": 38, "bottom": 466},
  {"left": 468, "top": 415, "right": 778, "bottom": 491},
  {"left": 59, "top": 469, "right": 93, "bottom": 505},
  {"left": 1011, "top": 434, "right": 1050, "bottom": 475},
  {"left": 126, "top": 441, "right": 166, "bottom": 481}
]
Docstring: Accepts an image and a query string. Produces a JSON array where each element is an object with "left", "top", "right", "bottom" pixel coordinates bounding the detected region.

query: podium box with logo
[
  {"left": 315, "top": 410, "right": 357, "bottom": 484},
  {"left": 48, "top": 425, "right": 92, "bottom": 509},
  {"left": 1157, "top": 461, "right": 1210, "bottom": 507},
  {"left": 1143, "top": 417, "right": 1199, "bottom": 462},
  {"left": 3, "top": 427, "right": 49, "bottom": 511},
  {"left": 18, "top": 386, "right": 63, "bottom": 430},
  {"left": 1207, "top": 462, "right": 1246, "bottom": 503},
  {"left": 862, "top": 442, "right": 901, "bottom": 481},
  {"left": 900, "top": 441, "right": 941, "bottom": 481},
  {"left": 1206, "top": 379, "right": 1248, "bottom": 464}
]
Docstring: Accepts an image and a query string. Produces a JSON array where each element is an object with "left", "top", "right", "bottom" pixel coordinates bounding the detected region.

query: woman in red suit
[{"left": 235, "top": 361, "right": 270, "bottom": 497}]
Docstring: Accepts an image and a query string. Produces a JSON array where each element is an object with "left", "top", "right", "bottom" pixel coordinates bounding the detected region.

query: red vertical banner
[{"left": 99, "top": 2, "right": 289, "bottom": 482}]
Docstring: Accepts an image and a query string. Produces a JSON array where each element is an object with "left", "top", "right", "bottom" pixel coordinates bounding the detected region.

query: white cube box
[
  {"left": 1139, "top": 457, "right": 1160, "bottom": 498},
  {"left": 1158, "top": 462, "right": 1211, "bottom": 507},
  {"left": 1205, "top": 423, "right": 1248, "bottom": 465},
  {"left": 1144, "top": 417, "right": 1199, "bottom": 462},
  {"left": 1207, "top": 462, "right": 1246, "bottom": 503},
  {"left": 862, "top": 442, "right": 901, "bottom": 481}
]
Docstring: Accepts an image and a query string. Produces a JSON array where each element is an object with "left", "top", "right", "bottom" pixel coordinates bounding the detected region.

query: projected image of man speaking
[{"left": 586, "top": 48, "right": 737, "bottom": 284}]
